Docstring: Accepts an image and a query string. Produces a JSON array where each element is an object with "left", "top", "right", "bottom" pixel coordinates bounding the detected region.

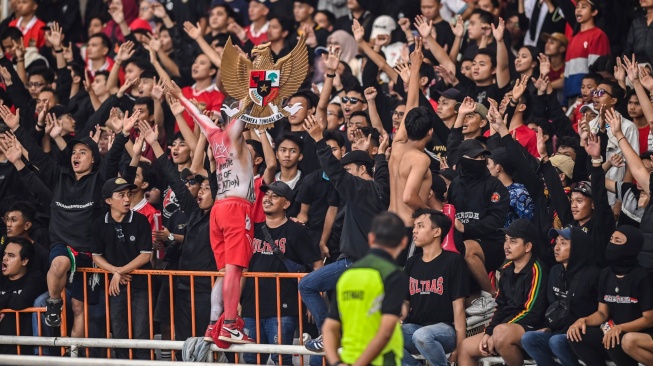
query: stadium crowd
[{"left": 0, "top": 0, "right": 653, "bottom": 364}]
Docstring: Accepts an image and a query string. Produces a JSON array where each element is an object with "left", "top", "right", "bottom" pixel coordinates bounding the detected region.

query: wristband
[
  {"left": 591, "top": 157, "right": 604, "bottom": 164},
  {"left": 617, "top": 136, "right": 626, "bottom": 144},
  {"left": 325, "top": 73, "right": 336, "bottom": 78},
  {"left": 509, "top": 98, "right": 518, "bottom": 105},
  {"left": 16, "top": 58, "right": 24, "bottom": 63},
  {"left": 53, "top": 48, "right": 63, "bottom": 54}
]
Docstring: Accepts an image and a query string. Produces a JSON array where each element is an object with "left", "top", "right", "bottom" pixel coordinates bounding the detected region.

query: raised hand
[
  {"left": 0, "top": 132, "right": 23, "bottom": 164},
  {"left": 512, "top": 74, "right": 529, "bottom": 101},
  {"left": 394, "top": 60, "right": 411, "bottom": 84},
  {"left": 0, "top": 105, "right": 20, "bottom": 130},
  {"left": 108, "top": 0, "right": 125, "bottom": 24},
  {"left": 378, "top": 133, "right": 390, "bottom": 154},
  {"left": 622, "top": 54, "right": 640, "bottom": 83},
  {"left": 414, "top": 15, "right": 433, "bottom": 39},
  {"left": 117, "top": 77, "right": 138, "bottom": 97},
  {"left": 374, "top": 34, "right": 390, "bottom": 49},
  {"left": 12, "top": 39, "right": 24, "bottom": 60},
  {"left": 352, "top": 19, "right": 365, "bottom": 43},
  {"left": 303, "top": 114, "right": 324, "bottom": 142},
  {"left": 183, "top": 21, "right": 202, "bottom": 40},
  {"left": 536, "top": 127, "right": 548, "bottom": 157},
  {"left": 151, "top": 2, "right": 167, "bottom": 19},
  {"left": 139, "top": 120, "right": 158, "bottom": 145},
  {"left": 164, "top": 79, "right": 183, "bottom": 98},
  {"left": 116, "top": 41, "right": 135, "bottom": 63},
  {"left": 605, "top": 108, "right": 623, "bottom": 137},
  {"left": 132, "top": 133, "right": 145, "bottom": 157},
  {"left": 538, "top": 53, "right": 550, "bottom": 77},
  {"left": 46, "top": 22, "right": 64, "bottom": 49},
  {"left": 151, "top": 77, "right": 165, "bottom": 101},
  {"left": 89, "top": 124, "right": 102, "bottom": 144},
  {"left": 302, "top": 24, "right": 318, "bottom": 48},
  {"left": 409, "top": 37, "right": 424, "bottom": 69},
  {"left": 352, "top": 129, "right": 371, "bottom": 151},
  {"left": 62, "top": 43, "right": 73, "bottom": 62},
  {"left": 227, "top": 20, "right": 248, "bottom": 42},
  {"left": 491, "top": 17, "right": 505, "bottom": 42},
  {"left": 435, "top": 65, "right": 457, "bottom": 86},
  {"left": 323, "top": 46, "right": 341, "bottom": 73},
  {"left": 0, "top": 67, "right": 12, "bottom": 86},
  {"left": 609, "top": 153, "right": 625, "bottom": 168},
  {"left": 584, "top": 132, "right": 601, "bottom": 159},
  {"left": 613, "top": 56, "right": 626, "bottom": 84},
  {"left": 37, "top": 100, "right": 49, "bottom": 125},
  {"left": 122, "top": 110, "right": 141, "bottom": 135},
  {"left": 167, "top": 94, "right": 185, "bottom": 116},
  {"left": 364, "top": 87, "right": 378, "bottom": 101},
  {"left": 458, "top": 96, "right": 476, "bottom": 115},
  {"left": 533, "top": 74, "right": 550, "bottom": 95},
  {"left": 49, "top": 114, "right": 63, "bottom": 138},
  {"left": 450, "top": 17, "right": 464, "bottom": 38}
]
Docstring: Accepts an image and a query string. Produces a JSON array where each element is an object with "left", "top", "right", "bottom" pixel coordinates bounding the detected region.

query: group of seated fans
[{"left": 1, "top": 0, "right": 653, "bottom": 364}]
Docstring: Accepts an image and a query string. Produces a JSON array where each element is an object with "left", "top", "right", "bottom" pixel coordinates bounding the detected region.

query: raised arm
[
  {"left": 352, "top": 19, "right": 399, "bottom": 83},
  {"left": 316, "top": 47, "right": 341, "bottom": 122},
  {"left": 492, "top": 18, "right": 510, "bottom": 88},
  {"left": 108, "top": 41, "right": 135, "bottom": 93},
  {"left": 415, "top": 15, "right": 456, "bottom": 74},
  {"left": 394, "top": 38, "right": 424, "bottom": 143},
  {"left": 183, "top": 22, "right": 223, "bottom": 68},
  {"left": 623, "top": 55, "right": 653, "bottom": 122},
  {"left": 165, "top": 79, "right": 220, "bottom": 137},
  {"left": 255, "top": 127, "right": 277, "bottom": 185},
  {"left": 607, "top": 108, "right": 651, "bottom": 193},
  {"left": 363, "top": 87, "right": 387, "bottom": 135}
]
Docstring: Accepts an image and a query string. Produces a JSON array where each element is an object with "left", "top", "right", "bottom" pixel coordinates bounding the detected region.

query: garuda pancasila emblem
[{"left": 220, "top": 35, "right": 309, "bottom": 129}]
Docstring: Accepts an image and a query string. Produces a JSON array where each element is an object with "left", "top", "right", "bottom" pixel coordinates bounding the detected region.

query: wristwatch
[
  {"left": 591, "top": 156, "right": 604, "bottom": 164},
  {"left": 167, "top": 233, "right": 175, "bottom": 242}
]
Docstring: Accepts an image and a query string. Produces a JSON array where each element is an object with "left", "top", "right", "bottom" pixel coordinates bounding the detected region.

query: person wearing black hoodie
[
  {"left": 520, "top": 226, "right": 600, "bottom": 366},
  {"left": 567, "top": 226, "right": 653, "bottom": 366}
]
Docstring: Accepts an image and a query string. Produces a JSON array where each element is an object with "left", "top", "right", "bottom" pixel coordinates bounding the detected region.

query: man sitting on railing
[
  {"left": 91, "top": 177, "right": 153, "bottom": 360},
  {"left": 241, "top": 181, "right": 322, "bottom": 365},
  {"left": 0, "top": 237, "right": 46, "bottom": 354}
]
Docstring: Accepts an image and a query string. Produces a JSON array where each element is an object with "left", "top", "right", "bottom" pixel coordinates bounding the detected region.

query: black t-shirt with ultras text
[
  {"left": 404, "top": 251, "right": 469, "bottom": 325},
  {"left": 241, "top": 220, "right": 321, "bottom": 318},
  {"left": 598, "top": 266, "right": 653, "bottom": 327}
]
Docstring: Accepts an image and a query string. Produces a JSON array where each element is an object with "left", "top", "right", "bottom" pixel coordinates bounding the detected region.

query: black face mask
[
  {"left": 605, "top": 225, "right": 644, "bottom": 275},
  {"left": 458, "top": 157, "right": 488, "bottom": 179}
]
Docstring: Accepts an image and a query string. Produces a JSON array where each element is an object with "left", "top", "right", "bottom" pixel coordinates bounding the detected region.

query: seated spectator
[
  {"left": 402, "top": 209, "right": 468, "bottom": 366},
  {"left": 91, "top": 178, "right": 153, "bottom": 359},
  {"left": 2, "top": 201, "right": 49, "bottom": 275},
  {"left": 446, "top": 98, "right": 488, "bottom": 165},
  {"left": 0, "top": 237, "right": 46, "bottom": 354},
  {"left": 458, "top": 219, "right": 548, "bottom": 366},
  {"left": 486, "top": 147, "right": 535, "bottom": 227},
  {"left": 521, "top": 226, "right": 600, "bottom": 366},
  {"left": 541, "top": 32, "right": 567, "bottom": 92},
  {"left": 242, "top": 181, "right": 321, "bottom": 365},
  {"left": 567, "top": 226, "right": 653, "bottom": 366}
]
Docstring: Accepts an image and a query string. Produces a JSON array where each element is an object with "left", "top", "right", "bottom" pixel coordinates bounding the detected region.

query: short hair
[
  {"left": 94, "top": 70, "right": 110, "bottom": 80},
  {"left": 88, "top": 32, "right": 112, "bottom": 51},
  {"left": 29, "top": 67, "right": 55, "bottom": 84},
  {"left": 419, "top": 63, "right": 435, "bottom": 84},
  {"left": 471, "top": 8, "right": 495, "bottom": 25},
  {"left": 359, "top": 126, "right": 380, "bottom": 148},
  {"left": 582, "top": 73, "right": 602, "bottom": 85},
  {"left": 7, "top": 201, "right": 36, "bottom": 225},
  {"left": 275, "top": 133, "right": 304, "bottom": 154},
  {"left": 600, "top": 80, "right": 625, "bottom": 104},
  {"left": 345, "top": 85, "right": 365, "bottom": 98},
  {"left": 138, "top": 162, "right": 157, "bottom": 189},
  {"left": 289, "top": 90, "right": 318, "bottom": 110},
  {"left": 171, "top": 132, "right": 185, "bottom": 142},
  {"left": 246, "top": 139, "right": 264, "bottom": 158},
  {"left": 328, "top": 102, "right": 344, "bottom": 118},
  {"left": 349, "top": 111, "right": 370, "bottom": 125},
  {"left": 315, "top": 10, "right": 336, "bottom": 26},
  {"left": 475, "top": 49, "right": 497, "bottom": 69},
  {"left": 323, "top": 130, "right": 345, "bottom": 148},
  {"left": 626, "top": 88, "right": 638, "bottom": 103},
  {"left": 412, "top": 208, "right": 452, "bottom": 237},
  {"left": 5, "top": 236, "right": 34, "bottom": 267},
  {"left": 69, "top": 63, "right": 85, "bottom": 79},
  {"left": 267, "top": 15, "right": 294, "bottom": 33},
  {"left": 405, "top": 107, "right": 433, "bottom": 141},
  {"left": 0, "top": 27, "right": 23, "bottom": 42},
  {"left": 134, "top": 97, "right": 155, "bottom": 115},
  {"left": 558, "top": 136, "right": 580, "bottom": 151},
  {"left": 39, "top": 87, "right": 60, "bottom": 104},
  {"left": 210, "top": 3, "right": 236, "bottom": 19},
  {"left": 370, "top": 212, "right": 406, "bottom": 248}
]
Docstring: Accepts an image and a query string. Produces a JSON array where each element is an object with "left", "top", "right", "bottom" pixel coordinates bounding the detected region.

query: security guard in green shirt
[{"left": 323, "top": 212, "right": 409, "bottom": 366}]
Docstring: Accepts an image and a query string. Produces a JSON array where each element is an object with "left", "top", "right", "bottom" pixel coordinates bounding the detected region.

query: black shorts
[
  {"left": 49, "top": 243, "right": 101, "bottom": 304},
  {"left": 476, "top": 238, "right": 506, "bottom": 272}
]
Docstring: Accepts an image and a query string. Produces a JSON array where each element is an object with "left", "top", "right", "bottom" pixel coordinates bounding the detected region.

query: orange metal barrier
[
  {"left": 71, "top": 268, "right": 310, "bottom": 364},
  {"left": 0, "top": 307, "right": 46, "bottom": 355}
]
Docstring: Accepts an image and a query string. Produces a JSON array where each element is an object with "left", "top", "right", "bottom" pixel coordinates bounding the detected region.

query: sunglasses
[
  {"left": 591, "top": 89, "right": 613, "bottom": 98},
  {"left": 183, "top": 178, "right": 197, "bottom": 186},
  {"left": 342, "top": 97, "right": 364, "bottom": 104}
]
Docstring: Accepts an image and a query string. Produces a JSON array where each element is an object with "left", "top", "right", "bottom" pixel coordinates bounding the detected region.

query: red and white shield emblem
[{"left": 249, "top": 70, "right": 280, "bottom": 106}]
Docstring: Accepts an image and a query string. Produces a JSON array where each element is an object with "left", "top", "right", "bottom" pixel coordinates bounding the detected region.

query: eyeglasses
[
  {"left": 183, "top": 178, "right": 197, "bottom": 186},
  {"left": 392, "top": 110, "right": 405, "bottom": 118},
  {"left": 114, "top": 224, "right": 125, "bottom": 243},
  {"left": 591, "top": 89, "right": 613, "bottom": 98},
  {"left": 341, "top": 97, "right": 363, "bottom": 104},
  {"left": 27, "top": 82, "right": 45, "bottom": 89}
]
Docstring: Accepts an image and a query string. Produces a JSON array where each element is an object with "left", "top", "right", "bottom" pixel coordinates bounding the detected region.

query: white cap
[{"left": 370, "top": 16, "right": 396, "bottom": 39}]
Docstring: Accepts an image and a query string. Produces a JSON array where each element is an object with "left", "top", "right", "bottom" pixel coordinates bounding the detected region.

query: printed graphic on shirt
[{"left": 409, "top": 277, "right": 444, "bottom": 295}]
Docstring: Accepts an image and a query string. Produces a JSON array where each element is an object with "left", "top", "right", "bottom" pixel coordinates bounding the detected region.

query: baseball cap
[
  {"left": 540, "top": 32, "right": 569, "bottom": 47},
  {"left": 370, "top": 15, "right": 396, "bottom": 39},
  {"left": 341, "top": 150, "right": 373, "bottom": 166},
  {"left": 579, "top": 104, "right": 599, "bottom": 115},
  {"left": 294, "top": 0, "right": 317, "bottom": 8},
  {"left": 260, "top": 181, "right": 294, "bottom": 201},
  {"left": 314, "top": 46, "right": 329, "bottom": 57},
  {"left": 571, "top": 181, "right": 592, "bottom": 198},
  {"left": 48, "top": 104, "right": 78, "bottom": 119},
  {"left": 179, "top": 168, "right": 207, "bottom": 185},
  {"left": 251, "top": 0, "right": 271, "bottom": 8},
  {"left": 499, "top": 219, "right": 536, "bottom": 242},
  {"left": 433, "top": 88, "right": 464, "bottom": 103},
  {"left": 102, "top": 177, "right": 137, "bottom": 198},
  {"left": 488, "top": 147, "right": 513, "bottom": 173},
  {"left": 455, "top": 102, "right": 488, "bottom": 120},
  {"left": 458, "top": 139, "right": 491, "bottom": 159},
  {"left": 549, "top": 154, "right": 574, "bottom": 179},
  {"left": 548, "top": 226, "right": 572, "bottom": 240}
]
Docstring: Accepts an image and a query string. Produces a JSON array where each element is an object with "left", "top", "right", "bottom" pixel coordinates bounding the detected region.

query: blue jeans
[
  {"left": 298, "top": 257, "right": 352, "bottom": 366},
  {"left": 402, "top": 323, "right": 456, "bottom": 366},
  {"left": 243, "top": 316, "right": 297, "bottom": 365},
  {"left": 521, "top": 331, "right": 580, "bottom": 366}
]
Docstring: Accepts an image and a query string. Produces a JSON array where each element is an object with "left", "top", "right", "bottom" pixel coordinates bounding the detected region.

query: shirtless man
[
  {"left": 388, "top": 39, "right": 433, "bottom": 263},
  {"left": 166, "top": 81, "right": 255, "bottom": 344}
]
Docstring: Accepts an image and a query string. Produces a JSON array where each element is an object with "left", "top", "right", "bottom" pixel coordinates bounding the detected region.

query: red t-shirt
[
  {"left": 180, "top": 85, "right": 225, "bottom": 132},
  {"left": 9, "top": 17, "right": 46, "bottom": 48},
  {"left": 134, "top": 199, "right": 160, "bottom": 232},
  {"left": 639, "top": 125, "right": 651, "bottom": 154},
  {"left": 484, "top": 124, "right": 539, "bottom": 157},
  {"left": 549, "top": 64, "right": 564, "bottom": 83},
  {"left": 245, "top": 22, "right": 269, "bottom": 45},
  {"left": 252, "top": 175, "right": 266, "bottom": 224}
]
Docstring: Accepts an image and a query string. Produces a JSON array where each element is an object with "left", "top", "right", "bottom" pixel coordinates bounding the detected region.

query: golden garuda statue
[{"left": 220, "top": 34, "right": 309, "bottom": 129}]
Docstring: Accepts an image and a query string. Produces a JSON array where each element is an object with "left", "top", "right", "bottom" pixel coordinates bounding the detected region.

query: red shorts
[{"left": 210, "top": 197, "right": 254, "bottom": 270}]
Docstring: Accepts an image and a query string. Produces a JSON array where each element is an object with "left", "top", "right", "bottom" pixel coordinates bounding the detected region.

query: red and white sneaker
[
  {"left": 218, "top": 323, "right": 254, "bottom": 344},
  {"left": 204, "top": 323, "right": 215, "bottom": 342}
]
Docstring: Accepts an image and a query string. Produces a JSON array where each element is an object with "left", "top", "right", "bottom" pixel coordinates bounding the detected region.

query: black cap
[
  {"left": 341, "top": 150, "right": 373, "bottom": 166},
  {"left": 499, "top": 219, "right": 536, "bottom": 242},
  {"left": 548, "top": 226, "right": 572, "bottom": 240},
  {"left": 489, "top": 147, "right": 513, "bottom": 173},
  {"left": 430, "top": 172, "right": 447, "bottom": 198},
  {"left": 260, "top": 181, "right": 294, "bottom": 201},
  {"left": 571, "top": 181, "right": 592, "bottom": 198},
  {"left": 48, "top": 104, "right": 78, "bottom": 119},
  {"left": 458, "top": 139, "right": 491, "bottom": 159},
  {"left": 433, "top": 88, "right": 464, "bottom": 103},
  {"left": 179, "top": 168, "right": 207, "bottom": 184},
  {"left": 67, "top": 136, "right": 101, "bottom": 169},
  {"left": 102, "top": 177, "right": 137, "bottom": 198}
]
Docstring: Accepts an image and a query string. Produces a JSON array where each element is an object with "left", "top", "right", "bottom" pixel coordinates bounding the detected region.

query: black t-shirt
[
  {"left": 455, "top": 72, "right": 509, "bottom": 108},
  {"left": 296, "top": 169, "right": 340, "bottom": 244},
  {"left": 599, "top": 266, "right": 653, "bottom": 326},
  {"left": 91, "top": 211, "right": 153, "bottom": 289},
  {"left": 241, "top": 220, "right": 320, "bottom": 318},
  {"left": 272, "top": 122, "right": 321, "bottom": 174},
  {"left": 404, "top": 251, "right": 469, "bottom": 325},
  {"left": 434, "top": 20, "right": 455, "bottom": 54}
]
